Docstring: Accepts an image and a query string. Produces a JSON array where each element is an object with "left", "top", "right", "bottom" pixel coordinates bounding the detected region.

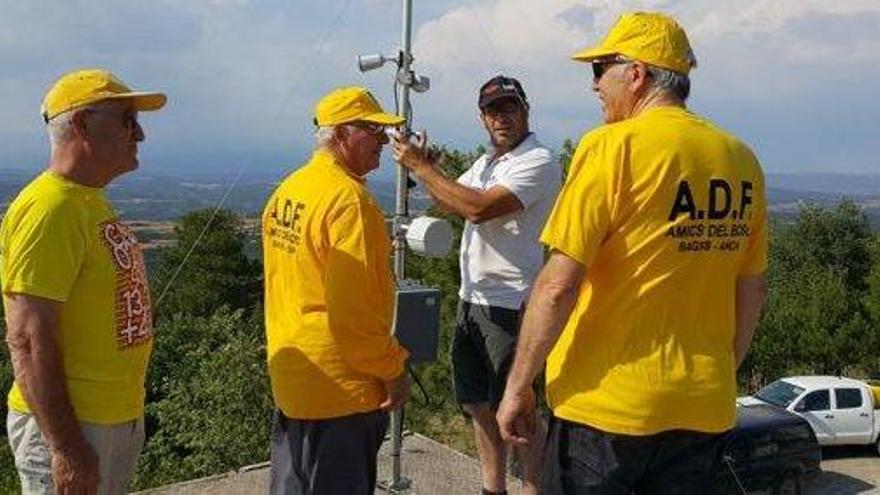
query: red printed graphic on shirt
[{"left": 100, "top": 220, "right": 153, "bottom": 348}]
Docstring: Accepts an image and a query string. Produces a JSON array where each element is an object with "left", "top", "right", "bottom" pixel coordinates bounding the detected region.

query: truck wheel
[{"left": 773, "top": 473, "right": 802, "bottom": 495}]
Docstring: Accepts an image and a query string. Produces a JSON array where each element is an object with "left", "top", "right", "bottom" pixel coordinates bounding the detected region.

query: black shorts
[
  {"left": 269, "top": 409, "right": 389, "bottom": 495},
  {"left": 542, "top": 417, "right": 725, "bottom": 494},
  {"left": 451, "top": 300, "right": 521, "bottom": 408}
]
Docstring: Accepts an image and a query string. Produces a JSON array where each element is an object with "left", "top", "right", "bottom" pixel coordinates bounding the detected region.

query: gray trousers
[
  {"left": 6, "top": 410, "right": 145, "bottom": 495},
  {"left": 269, "top": 408, "right": 389, "bottom": 495}
]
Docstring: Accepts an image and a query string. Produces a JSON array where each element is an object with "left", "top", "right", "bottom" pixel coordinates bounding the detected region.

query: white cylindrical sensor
[{"left": 405, "top": 216, "right": 453, "bottom": 258}]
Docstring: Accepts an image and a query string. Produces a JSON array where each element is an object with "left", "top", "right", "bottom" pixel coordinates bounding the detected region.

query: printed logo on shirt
[
  {"left": 665, "top": 179, "right": 756, "bottom": 253},
  {"left": 265, "top": 196, "right": 306, "bottom": 254},
  {"left": 100, "top": 220, "right": 153, "bottom": 348}
]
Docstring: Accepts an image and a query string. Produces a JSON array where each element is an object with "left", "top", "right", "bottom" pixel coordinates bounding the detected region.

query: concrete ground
[
  {"left": 136, "top": 435, "right": 880, "bottom": 494},
  {"left": 135, "top": 433, "right": 523, "bottom": 494},
  {"left": 806, "top": 445, "right": 880, "bottom": 494}
]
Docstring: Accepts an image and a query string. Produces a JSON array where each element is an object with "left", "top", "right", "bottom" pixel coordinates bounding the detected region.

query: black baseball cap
[{"left": 478, "top": 75, "right": 528, "bottom": 109}]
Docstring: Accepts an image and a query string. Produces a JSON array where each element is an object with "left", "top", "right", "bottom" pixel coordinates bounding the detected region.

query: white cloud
[
  {"left": 0, "top": 0, "right": 394, "bottom": 154},
  {"left": 0, "top": 1, "right": 877, "bottom": 174},
  {"left": 416, "top": 1, "right": 582, "bottom": 71},
  {"left": 415, "top": 0, "right": 880, "bottom": 81},
  {"left": 691, "top": 0, "right": 880, "bottom": 37},
  {"left": 406, "top": 0, "right": 880, "bottom": 148}
]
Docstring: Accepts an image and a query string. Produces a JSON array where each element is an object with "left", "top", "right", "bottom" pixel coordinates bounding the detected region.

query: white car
[{"left": 738, "top": 376, "right": 880, "bottom": 453}]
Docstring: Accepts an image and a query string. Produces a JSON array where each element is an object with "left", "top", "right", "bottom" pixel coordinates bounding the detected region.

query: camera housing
[
  {"left": 385, "top": 127, "right": 424, "bottom": 145},
  {"left": 384, "top": 127, "right": 403, "bottom": 140}
]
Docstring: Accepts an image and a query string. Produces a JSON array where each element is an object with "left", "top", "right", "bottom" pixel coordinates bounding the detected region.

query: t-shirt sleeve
[
  {"left": 495, "top": 149, "right": 559, "bottom": 209},
  {"left": 540, "top": 134, "right": 616, "bottom": 267},
  {"left": 325, "top": 199, "right": 408, "bottom": 381},
  {"left": 739, "top": 171, "right": 768, "bottom": 276},
  {"left": 456, "top": 163, "right": 476, "bottom": 186},
  {"left": 1, "top": 201, "right": 88, "bottom": 302}
]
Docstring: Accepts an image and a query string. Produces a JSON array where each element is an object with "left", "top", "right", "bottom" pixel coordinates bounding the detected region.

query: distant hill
[
  {"left": 767, "top": 187, "right": 840, "bottom": 205},
  {"left": 766, "top": 173, "right": 880, "bottom": 224},
  {"left": 767, "top": 173, "right": 880, "bottom": 196},
  {"left": 1, "top": 169, "right": 879, "bottom": 224}
]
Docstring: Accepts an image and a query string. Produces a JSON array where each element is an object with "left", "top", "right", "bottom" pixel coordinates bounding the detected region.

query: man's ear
[
  {"left": 629, "top": 62, "right": 651, "bottom": 92},
  {"left": 69, "top": 109, "right": 89, "bottom": 139},
  {"left": 331, "top": 125, "right": 351, "bottom": 154},
  {"left": 478, "top": 109, "right": 490, "bottom": 127}
]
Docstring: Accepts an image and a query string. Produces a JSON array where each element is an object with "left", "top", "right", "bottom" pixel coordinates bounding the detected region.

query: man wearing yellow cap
[
  {"left": 497, "top": 12, "right": 768, "bottom": 492},
  {"left": 262, "top": 86, "right": 411, "bottom": 494},
  {"left": 3, "top": 69, "right": 165, "bottom": 494}
]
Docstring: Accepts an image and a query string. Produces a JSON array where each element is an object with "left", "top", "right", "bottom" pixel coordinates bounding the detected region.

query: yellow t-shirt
[
  {"left": 2, "top": 171, "right": 153, "bottom": 425},
  {"left": 263, "top": 149, "right": 408, "bottom": 419},
  {"left": 542, "top": 106, "right": 768, "bottom": 435}
]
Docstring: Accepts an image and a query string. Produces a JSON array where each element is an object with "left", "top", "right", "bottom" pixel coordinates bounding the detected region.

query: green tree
[
  {"left": 151, "top": 209, "right": 262, "bottom": 321},
  {"left": 133, "top": 308, "right": 272, "bottom": 489},
  {"left": 134, "top": 207, "right": 270, "bottom": 488},
  {"left": 558, "top": 137, "right": 577, "bottom": 179},
  {"left": 775, "top": 201, "right": 873, "bottom": 294},
  {"left": 864, "top": 236, "right": 880, "bottom": 375},
  {"left": 741, "top": 201, "right": 880, "bottom": 388}
]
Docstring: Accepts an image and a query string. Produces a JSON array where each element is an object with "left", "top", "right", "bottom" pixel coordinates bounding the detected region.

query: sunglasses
[{"left": 591, "top": 58, "right": 629, "bottom": 81}]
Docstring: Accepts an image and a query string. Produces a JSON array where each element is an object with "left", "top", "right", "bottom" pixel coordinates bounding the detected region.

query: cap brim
[
  {"left": 571, "top": 45, "right": 617, "bottom": 63},
  {"left": 479, "top": 93, "right": 524, "bottom": 109},
  {"left": 361, "top": 111, "right": 405, "bottom": 126},
  {"left": 106, "top": 91, "right": 167, "bottom": 112}
]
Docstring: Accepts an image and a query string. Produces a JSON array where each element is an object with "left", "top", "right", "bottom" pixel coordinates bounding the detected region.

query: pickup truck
[{"left": 737, "top": 376, "right": 880, "bottom": 454}]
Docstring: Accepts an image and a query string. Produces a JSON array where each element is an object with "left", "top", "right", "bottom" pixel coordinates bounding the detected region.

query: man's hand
[
  {"left": 496, "top": 387, "right": 537, "bottom": 446},
  {"left": 51, "top": 441, "right": 100, "bottom": 495},
  {"left": 379, "top": 370, "right": 411, "bottom": 411},
  {"left": 391, "top": 131, "right": 440, "bottom": 175}
]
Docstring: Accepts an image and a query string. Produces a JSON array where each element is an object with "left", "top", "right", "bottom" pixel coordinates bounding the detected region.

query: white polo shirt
[{"left": 456, "top": 133, "right": 560, "bottom": 310}]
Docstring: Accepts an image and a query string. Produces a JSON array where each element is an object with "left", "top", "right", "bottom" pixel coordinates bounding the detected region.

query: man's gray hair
[
  {"left": 616, "top": 52, "right": 696, "bottom": 101},
  {"left": 645, "top": 48, "right": 696, "bottom": 101},
  {"left": 46, "top": 111, "right": 75, "bottom": 150},
  {"left": 315, "top": 126, "right": 337, "bottom": 147},
  {"left": 646, "top": 64, "right": 692, "bottom": 101}
]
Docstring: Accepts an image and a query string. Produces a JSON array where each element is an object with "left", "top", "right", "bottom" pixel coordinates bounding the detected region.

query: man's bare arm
[
  {"left": 5, "top": 294, "right": 87, "bottom": 451},
  {"left": 496, "top": 251, "right": 584, "bottom": 444},
  {"left": 391, "top": 136, "right": 522, "bottom": 223},
  {"left": 734, "top": 274, "right": 767, "bottom": 368},
  {"left": 505, "top": 251, "right": 584, "bottom": 395},
  {"left": 416, "top": 165, "right": 522, "bottom": 223},
  {"left": 5, "top": 293, "right": 100, "bottom": 494}
]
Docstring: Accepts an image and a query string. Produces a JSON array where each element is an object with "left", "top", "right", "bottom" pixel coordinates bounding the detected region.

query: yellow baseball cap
[
  {"left": 314, "top": 86, "right": 404, "bottom": 127},
  {"left": 41, "top": 68, "right": 166, "bottom": 123},
  {"left": 571, "top": 12, "right": 696, "bottom": 74}
]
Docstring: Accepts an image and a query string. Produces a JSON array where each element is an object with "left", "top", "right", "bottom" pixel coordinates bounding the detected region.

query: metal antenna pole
[
  {"left": 389, "top": 0, "right": 413, "bottom": 491},
  {"left": 393, "top": 0, "right": 413, "bottom": 279}
]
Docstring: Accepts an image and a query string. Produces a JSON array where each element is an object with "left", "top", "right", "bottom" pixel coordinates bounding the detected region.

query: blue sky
[{"left": 1, "top": 0, "right": 878, "bottom": 182}]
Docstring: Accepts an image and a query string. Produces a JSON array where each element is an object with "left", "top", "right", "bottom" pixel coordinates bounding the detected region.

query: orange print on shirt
[{"left": 100, "top": 220, "right": 153, "bottom": 349}]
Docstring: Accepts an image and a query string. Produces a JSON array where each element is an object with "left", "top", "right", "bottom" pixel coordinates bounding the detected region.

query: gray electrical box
[{"left": 393, "top": 281, "right": 441, "bottom": 364}]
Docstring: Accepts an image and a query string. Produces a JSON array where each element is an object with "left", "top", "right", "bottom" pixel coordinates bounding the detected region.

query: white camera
[
  {"left": 384, "top": 127, "right": 403, "bottom": 140},
  {"left": 385, "top": 128, "right": 424, "bottom": 145}
]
